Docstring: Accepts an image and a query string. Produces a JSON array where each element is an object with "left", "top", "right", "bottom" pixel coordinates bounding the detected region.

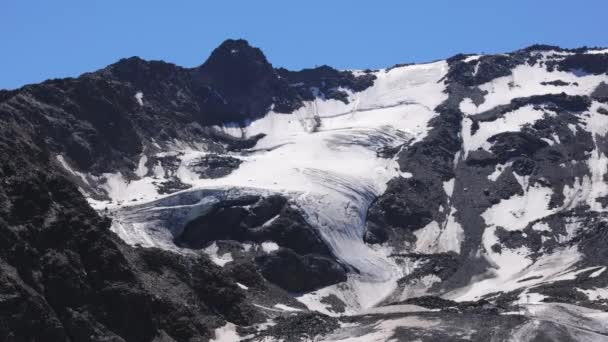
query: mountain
[{"left": 2, "top": 39, "right": 608, "bottom": 341}]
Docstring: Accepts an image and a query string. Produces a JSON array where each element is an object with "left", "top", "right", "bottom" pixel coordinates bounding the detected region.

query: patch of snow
[
  {"left": 55, "top": 155, "right": 92, "bottom": 185},
  {"left": 532, "top": 222, "right": 552, "bottom": 232},
  {"left": 322, "top": 316, "right": 439, "bottom": 342},
  {"left": 487, "top": 163, "right": 510, "bottom": 181},
  {"left": 581, "top": 102, "right": 608, "bottom": 211},
  {"left": 360, "top": 304, "right": 435, "bottom": 315},
  {"left": 204, "top": 242, "right": 233, "bottom": 267},
  {"left": 134, "top": 92, "right": 144, "bottom": 106},
  {"left": 414, "top": 212, "right": 463, "bottom": 255},
  {"left": 578, "top": 287, "right": 608, "bottom": 300},
  {"left": 448, "top": 235, "right": 581, "bottom": 301},
  {"left": 397, "top": 274, "right": 442, "bottom": 301},
  {"left": 481, "top": 182, "right": 554, "bottom": 232},
  {"left": 236, "top": 283, "right": 249, "bottom": 290},
  {"left": 461, "top": 105, "right": 545, "bottom": 157},
  {"left": 459, "top": 97, "right": 477, "bottom": 113},
  {"left": 586, "top": 49, "right": 608, "bottom": 55},
  {"left": 152, "top": 162, "right": 165, "bottom": 178},
  {"left": 98, "top": 172, "right": 159, "bottom": 206},
  {"left": 463, "top": 55, "right": 482, "bottom": 63},
  {"left": 209, "top": 323, "right": 240, "bottom": 342},
  {"left": 400, "top": 171, "right": 413, "bottom": 178},
  {"left": 443, "top": 179, "right": 455, "bottom": 197},
  {"left": 297, "top": 270, "right": 401, "bottom": 315},
  {"left": 518, "top": 290, "right": 547, "bottom": 305},
  {"left": 463, "top": 64, "right": 608, "bottom": 115},
  {"left": 261, "top": 242, "right": 279, "bottom": 253},
  {"left": 590, "top": 266, "right": 606, "bottom": 278},
  {"left": 135, "top": 155, "right": 148, "bottom": 178},
  {"left": 273, "top": 304, "right": 303, "bottom": 312}
]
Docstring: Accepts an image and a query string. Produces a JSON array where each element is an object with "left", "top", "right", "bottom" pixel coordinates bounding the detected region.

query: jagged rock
[
  {"left": 3, "top": 39, "right": 608, "bottom": 341},
  {"left": 256, "top": 248, "right": 347, "bottom": 292},
  {"left": 188, "top": 154, "right": 242, "bottom": 179},
  {"left": 176, "top": 195, "right": 331, "bottom": 256}
]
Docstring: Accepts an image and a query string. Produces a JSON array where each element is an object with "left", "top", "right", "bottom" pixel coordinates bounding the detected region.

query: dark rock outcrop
[
  {"left": 188, "top": 154, "right": 242, "bottom": 179},
  {"left": 255, "top": 249, "right": 347, "bottom": 293},
  {"left": 0, "top": 120, "right": 258, "bottom": 342}
]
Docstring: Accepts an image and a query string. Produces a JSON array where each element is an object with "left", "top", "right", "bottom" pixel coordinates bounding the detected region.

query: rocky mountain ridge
[{"left": 2, "top": 40, "right": 608, "bottom": 341}]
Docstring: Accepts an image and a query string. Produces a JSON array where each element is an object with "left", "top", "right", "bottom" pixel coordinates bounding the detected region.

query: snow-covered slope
[
  {"left": 80, "top": 60, "right": 448, "bottom": 311},
  {"left": 44, "top": 42, "right": 608, "bottom": 341}
]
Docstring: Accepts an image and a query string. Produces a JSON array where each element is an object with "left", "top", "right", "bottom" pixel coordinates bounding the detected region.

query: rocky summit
[{"left": 2, "top": 39, "right": 608, "bottom": 341}]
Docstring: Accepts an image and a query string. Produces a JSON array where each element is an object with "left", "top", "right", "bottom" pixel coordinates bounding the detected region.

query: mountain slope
[{"left": 2, "top": 41, "right": 608, "bottom": 341}]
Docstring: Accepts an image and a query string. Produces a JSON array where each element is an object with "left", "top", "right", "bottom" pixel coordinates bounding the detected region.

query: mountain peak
[{"left": 200, "top": 38, "right": 272, "bottom": 72}]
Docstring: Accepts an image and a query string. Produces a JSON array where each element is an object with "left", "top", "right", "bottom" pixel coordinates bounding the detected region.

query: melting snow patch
[
  {"left": 204, "top": 242, "right": 233, "bottom": 267},
  {"left": 322, "top": 316, "right": 439, "bottom": 342},
  {"left": 135, "top": 155, "right": 148, "bottom": 178},
  {"left": 468, "top": 64, "right": 608, "bottom": 114},
  {"left": 459, "top": 97, "right": 478, "bottom": 114},
  {"left": 578, "top": 287, "right": 608, "bottom": 300},
  {"left": 449, "top": 240, "right": 582, "bottom": 302},
  {"left": 518, "top": 290, "right": 547, "bottom": 305},
  {"left": 273, "top": 304, "right": 303, "bottom": 312},
  {"left": 462, "top": 105, "right": 545, "bottom": 156},
  {"left": 481, "top": 182, "right": 554, "bottom": 232},
  {"left": 134, "top": 92, "right": 144, "bottom": 106},
  {"left": 590, "top": 266, "right": 606, "bottom": 278},
  {"left": 487, "top": 163, "right": 509, "bottom": 181},
  {"left": 209, "top": 323, "right": 240, "bottom": 342},
  {"left": 261, "top": 242, "right": 279, "bottom": 253},
  {"left": 532, "top": 222, "right": 552, "bottom": 232}
]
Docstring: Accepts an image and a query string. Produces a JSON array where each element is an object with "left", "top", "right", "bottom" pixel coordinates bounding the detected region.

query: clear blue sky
[{"left": 2, "top": 0, "right": 607, "bottom": 90}]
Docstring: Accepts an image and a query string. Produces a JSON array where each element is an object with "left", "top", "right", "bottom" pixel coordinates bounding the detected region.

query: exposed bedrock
[{"left": 175, "top": 194, "right": 348, "bottom": 292}]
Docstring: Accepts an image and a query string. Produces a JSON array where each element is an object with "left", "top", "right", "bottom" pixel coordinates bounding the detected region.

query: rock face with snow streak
[{"left": 2, "top": 40, "right": 608, "bottom": 341}]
